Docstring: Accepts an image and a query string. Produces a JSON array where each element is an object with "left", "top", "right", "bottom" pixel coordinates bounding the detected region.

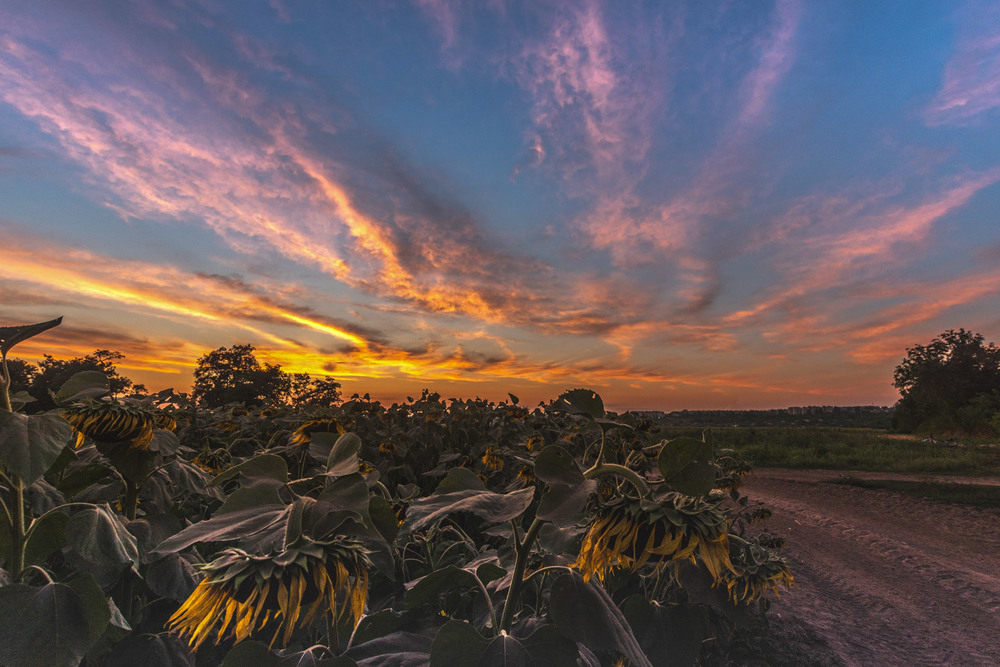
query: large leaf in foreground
[
  {"left": 0, "top": 411, "right": 73, "bottom": 485},
  {"left": 534, "top": 445, "right": 596, "bottom": 524},
  {"left": 657, "top": 437, "right": 715, "bottom": 497},
  {"left": 154, "top": 505, "right": 288, "bottom": 554},
  {"left": 621, "top": 596, "right": 708, "bottom": 666},
  {"left": 0, "top": 582, "right": 94, "bottom": 667},
  {"left": 403, "top": 487, "right": 534, "bottom": 534},
  {"left": 549, "top": 572, "right": 652, "bottom": 667},
  {"left": 0, "top": 317, "right": 62, "bottom": 356}
]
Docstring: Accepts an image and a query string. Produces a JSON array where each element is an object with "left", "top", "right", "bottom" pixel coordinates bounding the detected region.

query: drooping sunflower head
[
  {"left": 573, "top": 494, "right": 736, "bottom": 584},
  {"left": 722, "top": 535, "right": 793, "bottom": 604},
  {"left": 168, "top": 540, "right": 371, "bottom": 651},
  {"left": 290, "top": 419, "right": 345, "bottom": 448},
  {"left": 378, "top": 440, "right": 396, "bottom": 456},
  {"left": 516, "top": 464, "right": 536, "bottom": 484},
  {"left": 154, "top": 411, "right": 178, "bottom": 432},
  {"left": 481, "top": 447, "right": 504, "bottom": 471},
  {"left": 525, "top": 435, "right": 544, "bottom": 451},
  {"left": 505, "top": 406, "right": 529, "bottom": 421},
  {"left": 64, "top": 402, "right": 156, "bottom": 449}
]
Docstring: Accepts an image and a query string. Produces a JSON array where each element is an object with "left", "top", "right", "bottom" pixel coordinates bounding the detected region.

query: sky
[{"left": 2, "top": 0, "right": 1000, "bottom": 411}]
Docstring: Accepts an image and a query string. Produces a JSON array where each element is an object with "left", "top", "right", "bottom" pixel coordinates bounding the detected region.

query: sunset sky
[{"left": 3, "top": 1, "right": 1000, "bottom": 411}]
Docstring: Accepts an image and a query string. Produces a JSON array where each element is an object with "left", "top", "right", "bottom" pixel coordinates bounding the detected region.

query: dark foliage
[{"left": 892, "top": 329, "right": 1000, "bottom": 434}]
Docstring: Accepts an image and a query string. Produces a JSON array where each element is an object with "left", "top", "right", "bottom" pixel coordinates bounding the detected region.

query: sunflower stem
[
  {"left": 583, "top": 463, "right": 650, "bottom": 498},
  {"left": 11, "top": 475, "right": 25, "bottom": 580},
  {"left": 522, "top": 564, "right": 572, "bottom": 585},
  {"left": 0, "top": 353, "right": 12, "bottom": 413},
  {"left": 124, "top": 479, "right": 139, "bottom": 521},
  {"left": 472, "top": 572, "right": 500, "bottom": 636},
  {"left": 499, "top": 517, "right": 543, "bottom": 632}
]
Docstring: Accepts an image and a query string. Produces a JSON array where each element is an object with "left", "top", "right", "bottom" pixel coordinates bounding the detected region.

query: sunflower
[
  {"left": 378, "top": 440, "right": 396, "bottom": 456},
  {"left": 289, "top": 419, "right": 345, "bottom": 447},
  {"left": 505, "top": 406, "right": 529, "bottom": 420},
  {"left": 154, "top": 411, "right": 178, "bottom": 432},
  {"left": 481, "top": 447, "right": 504, "bottom": 471},
  {"left": 516, "top": 464, "right": 535, "bottom": 484},
  {"left": 722, "top": 536, "right": 793, "bottom": 604},
  {"left": 574, "top": 494, "right": 736, "bottom": 584},
  {"left": 525, "top": 435, "right": 544, "bottom": 451},
  {"left": 64, "top": 402, "right": 156, "bottom": 449},
  {"left": 169, "top": 540, "right": 371, "bottom": 651}
]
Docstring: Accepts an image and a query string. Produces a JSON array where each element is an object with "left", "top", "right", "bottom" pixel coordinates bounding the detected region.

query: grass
[
  {"left": 829, "top": 476, "right": 1000, "bottom": 509},
  {"left": 653, "top": 425, "right": 1000, "bottom": 477}
]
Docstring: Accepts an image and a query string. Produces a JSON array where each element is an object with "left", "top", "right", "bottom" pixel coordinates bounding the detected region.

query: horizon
[{"left": 3, "top": 2, "right": 1000, "bottom": 412}]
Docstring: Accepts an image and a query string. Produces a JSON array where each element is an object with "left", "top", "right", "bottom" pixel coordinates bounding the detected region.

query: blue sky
[{"left": 2, "top": 0, "right": 1000, "bottom": 410}]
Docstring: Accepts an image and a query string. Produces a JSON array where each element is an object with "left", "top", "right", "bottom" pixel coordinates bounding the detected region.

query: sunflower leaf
[
  {"left": 549, "top": 572, "right": 652, "bottom": 667},
  {"left": 0, "top": 411, "right": 74, "bottom": 485},
  {"left": 0, "top": 317, "right": 62, "bottom": 357}
]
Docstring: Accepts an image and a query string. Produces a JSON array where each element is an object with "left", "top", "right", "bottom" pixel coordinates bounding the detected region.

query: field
[
  {"left": 0, "top": 379, "right": 797, "bottom": 667},
  {"left": 653, "top": 425, "right": 1000, "bottom": 476}
]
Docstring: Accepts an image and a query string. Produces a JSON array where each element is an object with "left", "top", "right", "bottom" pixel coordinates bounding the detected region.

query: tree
[
  {"left": 24, "top": 350, "right": 145, "bottom": 412},
  {"left": 192, "top": 344, "right": 289, "bottom": 408},
  {"left": 290, "top": 375, "right": 342, "bottom": 407},
  {"left": 892, "top": 329, "right": 1000, "bottom": 434},
  {"left": 4, "top": 358, "right": 38, "bottom": 395},
  {"left": 192, "top": 344, "right": 343, "bottom": 409}
]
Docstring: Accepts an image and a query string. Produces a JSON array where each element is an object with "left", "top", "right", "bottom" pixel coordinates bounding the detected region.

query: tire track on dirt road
[{"left": 742, "top": 469, "right": 1000, "bottom": 666}]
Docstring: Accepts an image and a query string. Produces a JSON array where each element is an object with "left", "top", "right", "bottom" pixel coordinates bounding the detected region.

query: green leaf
[
  {"left": 54, "top": 371, "right": 109, "bottom": 404},
  {"left": 429, "top": 620, "right": 490, "bottom": 667},
  {"left": 153, "top": 504, "right": 287, "bottom": 554},
  {"left": 0, "top": 411, "right": 74, "bottom": 485},
  {"left": 480, "top": 634, "right": 532, "bottom": 667},
  {"left": 532, "top": 446, "right": 582, "bottom": 486},
  {"left": 369, "top": 495, "right": 400, "bottom": 544},
  {"left": 0, "top": 317, "right": 62, "bottom": 357},
  {"left": 217, "top": 481, "right": 284, "bottom": 513},
  {"left": 211, "top": 454, "right": 288, "bottom": 486},
  {"left": 221, "top": 641, "right": 280, "bottom": 667},
  {"left": 345, "top": 630, "right": 431, "bottom": 665},
  {"left": 515, "top": 624, "right": 580, "bottom": 667},
  {"left": 147, "top": 428, "right": 180, "bottom": 455},
  {"left": 66, "top": 573, "right": 112, "bottom": 648},
  {"left": 0, "top": 582, "right": 94, "bottom": 667},
  {"left": 350, "top": 609, "right": 409, "bottom": 646},
  {"left": 549, "top": 572, "right": 652, "bottom": 667},
  {"left": 23, "top": 509, "right": 69, "bottom": 568},
  {"left": 405, "top": 565, "right": 484, "bottom": 611},
  {"left": 550, "top": 389, "right": 605, "bottom": 420},
  {"left": 144, "top": 554, "right": 199, "bottom": 601},
  {"left": 102, "top": 633, "right": 193, "bottom": 666},
  {"left": 534, "top": 446, "right": 597, "bottom": 525},
  {"left": 434, "top": 466, "right": 487, "bottom": 493},
  {"left": 326, "top": 432, "right": 362, "bottom": 477},
  {"left": 656, "top": 437, "right": 715, "bottom": 497},
  {"left": 621, "top": 596, "right": 708, "bottom": 667},
  {"left": 65, "top": 505, "right": 139, "bottom": 570},
  {"left": 403, "top": 487, "right": 534, "bottom": 534}
]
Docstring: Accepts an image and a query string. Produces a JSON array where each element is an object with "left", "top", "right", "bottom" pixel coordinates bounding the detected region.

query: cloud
[{"left": 926, "top": 1, "right": 1000, "bottom": 126}]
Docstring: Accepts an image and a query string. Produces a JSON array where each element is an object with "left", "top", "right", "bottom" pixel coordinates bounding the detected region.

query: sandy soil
[{"left": 741, "top": 468, "right": 1000, "bottom": 666}]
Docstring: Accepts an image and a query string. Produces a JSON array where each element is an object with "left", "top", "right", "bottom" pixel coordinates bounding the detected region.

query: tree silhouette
[{"left": 892, "top": 329, "right": 1000, "bottom": 434}]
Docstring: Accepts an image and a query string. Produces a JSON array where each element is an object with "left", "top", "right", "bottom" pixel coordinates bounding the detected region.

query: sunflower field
[{"left": 0, "top": 320, "right": 791, "bottom": 666}]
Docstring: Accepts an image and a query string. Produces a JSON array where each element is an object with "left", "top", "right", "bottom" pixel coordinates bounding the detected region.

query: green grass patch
[
  {"left": 653, "top": 425, "right": 1000, "bottom": 476},
  {"left": 829, "top": 476, "right": 1000, "bottom": 508}
]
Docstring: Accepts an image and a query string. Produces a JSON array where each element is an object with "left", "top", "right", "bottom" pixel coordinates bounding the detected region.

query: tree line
[
  {"left": 6, "top": 344, "right": 341, "bottom": 412},
  {"left": 7, "top": 332, "right": 1000, "bottom": 435}
]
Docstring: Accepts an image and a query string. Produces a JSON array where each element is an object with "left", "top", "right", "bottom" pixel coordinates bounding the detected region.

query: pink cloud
[{"left": 926, "top": 1, "right": 1000, "bottom": 125}]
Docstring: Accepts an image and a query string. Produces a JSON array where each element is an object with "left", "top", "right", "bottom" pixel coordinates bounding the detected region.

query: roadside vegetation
[{"left": 830, "top": 477, "right": 1000, "bottom": 509}]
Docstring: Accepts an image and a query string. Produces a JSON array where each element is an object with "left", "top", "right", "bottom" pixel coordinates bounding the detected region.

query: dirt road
[{"left": 741, "top": 468, "right": 1000, "bottom": 666}]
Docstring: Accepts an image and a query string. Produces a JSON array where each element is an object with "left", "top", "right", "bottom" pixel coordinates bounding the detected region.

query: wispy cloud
[{"left": 926, "top": 0, "right": 1000, "bottom": 126}]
